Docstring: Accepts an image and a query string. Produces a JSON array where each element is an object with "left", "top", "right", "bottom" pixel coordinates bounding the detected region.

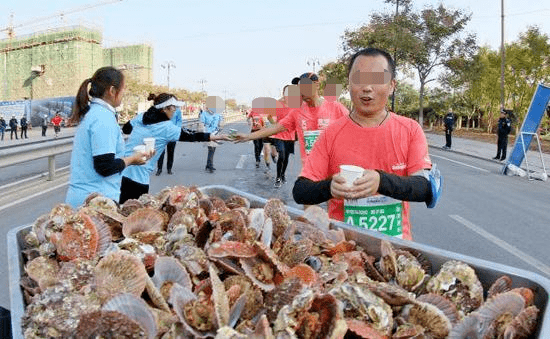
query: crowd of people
[
  {"left": 62, "top": 47, "right": 442, "bottom": 241},
  {"left": 0, "top": 112, "right": 65, "bottom": 141}
]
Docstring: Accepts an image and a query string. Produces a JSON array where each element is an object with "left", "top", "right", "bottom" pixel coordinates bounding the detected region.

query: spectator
[
  {"left": 20, "top": 116, "right": 29, "bottom": 139},
  {"left": 52, "top": 112, "right": 63, "bottom": 138},
  {"left": 41, "top": 114, "right": 48, "bottom": 137},
  {"left": 155, "top": 100, "right": 183, "bottom": 176},
  {"left": 9, "top": 115, "right": 18, "bottom": 140},
  {"left": 120, "top": 93, "right": 229, "bottom": 203},
  {"left": 292, "top": 47, "right": 441, "bottom": 241},
  {"left": 201, "top": 96, "right": 224, "bottom": 173},
  {"left": 493, "top": 109, "right": 512, "bottom": 161},
  {"left": 0, "top": 116, "right": 6, "bottom": 140},
  {"left": 443, "top": 110, "right": 455, "bottom": 150},
  {"left": 65, "top": 66, "right": 151, "bottom": 208}
]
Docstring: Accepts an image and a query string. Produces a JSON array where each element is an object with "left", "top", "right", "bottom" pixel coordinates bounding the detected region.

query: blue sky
[{"left": 1, "top": 0, "right": 549, "bottom": 105}]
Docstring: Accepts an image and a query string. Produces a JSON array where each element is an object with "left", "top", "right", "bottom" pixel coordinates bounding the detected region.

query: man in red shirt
[
  {"left": 51, "top": 112, "right": 63, "bottom": 138},
  {"left": 292, "top": 48, "right": 441, "bottom": 241}
]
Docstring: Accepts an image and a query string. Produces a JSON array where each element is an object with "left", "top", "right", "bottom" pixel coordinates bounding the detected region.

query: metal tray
[{"left": 8, "top": 185, "right": 550, "bottom": 338}]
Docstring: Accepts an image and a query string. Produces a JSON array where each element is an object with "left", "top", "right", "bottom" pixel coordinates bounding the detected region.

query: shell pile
[{"left": 19, "top": 185, "right": 542, "bottom": 338}]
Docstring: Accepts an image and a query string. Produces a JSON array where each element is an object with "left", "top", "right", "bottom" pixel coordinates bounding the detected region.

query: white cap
[{"left": 154, "top": 97, "right": 185, "bottom": 109}]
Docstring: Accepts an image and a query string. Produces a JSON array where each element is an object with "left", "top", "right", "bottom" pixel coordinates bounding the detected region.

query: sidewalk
[
  {"left": 0, "top": 126, "right": 77, "bottom": 148},
  {"left": 425, "top": 131, "right": 550, "bottom": 174}
]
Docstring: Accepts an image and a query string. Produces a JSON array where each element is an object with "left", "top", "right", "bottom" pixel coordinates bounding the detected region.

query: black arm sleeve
[
  {"left": 376, "top": 170, "right": 432, "bottom": 203},
  {"left": 122, "top": 121, "right": 133, "bottom": 134},
  {"left": 292, "top": 177, "right": 333, "bottom": 205},
  {"left": 179, "top": 129, "right": 210, "bottom": 142},
  {"left": 93, "top": 153, "right": 126, "bottom": 177}
]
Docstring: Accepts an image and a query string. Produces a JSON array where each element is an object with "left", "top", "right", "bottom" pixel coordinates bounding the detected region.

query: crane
[{"left": 1, "top": 0, "right": 124, "bottom": 39}]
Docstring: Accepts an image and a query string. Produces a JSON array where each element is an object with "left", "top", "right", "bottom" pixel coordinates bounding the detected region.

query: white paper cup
[
  {"left": 339, "top": 165, "right": 365, "bottom": 186},
  {"left": 133, "top": 145, "right": 146, "bottom": 154},
  {"left": 143, "top": 137, "right": 155, "bottom": 152}
]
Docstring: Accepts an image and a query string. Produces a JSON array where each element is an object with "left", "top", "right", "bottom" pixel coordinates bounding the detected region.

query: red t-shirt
[
  {"left": 271, "top": 102, "right": 295, "bottom": 141},
  {"left": 247, "top": 111, "right": 264, "bottom": 132},
  {"left": 299, "top": 112, "right": 432, "bottom": 241},
  {"left": 279, "top": 99, "right": 348, "bottom": 163},
  {"left": 51, "top": 116, "right": 62, "bottom": 126}
]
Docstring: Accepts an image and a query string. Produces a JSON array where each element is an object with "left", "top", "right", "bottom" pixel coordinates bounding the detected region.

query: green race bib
[
  {"left": 303, "top": 130, "right": 321, "bottom": 155},
  {"left": 344, "top": 195, "right": 403, "bottom": 238}
]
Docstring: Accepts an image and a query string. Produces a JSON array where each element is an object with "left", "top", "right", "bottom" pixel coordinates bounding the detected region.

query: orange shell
[
  {"left": 207, "top": 241, "right": 257, "bottom": 258},
  {"left": 285, "top": 264, "right": 318, "bottom": 286},
  {"left": 346, "top": 320, "right": 389, "bottom": 339},
  {"left": 55, "top": 212, "right": 99, "bottom": 261}
]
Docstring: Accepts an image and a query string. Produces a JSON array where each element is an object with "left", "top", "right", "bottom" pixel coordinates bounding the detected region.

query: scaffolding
[{"left": 0, "top": 25, "right": 153, "bottom": 102}]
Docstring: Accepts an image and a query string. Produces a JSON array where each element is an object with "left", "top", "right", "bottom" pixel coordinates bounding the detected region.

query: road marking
[
  {"left": 431, "top": 154, "right": 490, "bottom": 173},
  {"left": 0, "top": 166, "right": 70, "bottom": 191},
  {"left": 236, "top": 154, "right": 248, "bottom": 169},
  {"left": 449, "top": 214, "right": 550, "bottom": 277},
  {"left": 0, "top": 182, "right": 68, "bottom": 212}
]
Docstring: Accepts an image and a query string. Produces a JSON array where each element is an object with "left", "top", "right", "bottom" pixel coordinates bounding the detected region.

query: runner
[
  {"left": 246, "top": 103, "right": 266, "bottom": 168},
  {"left": 292, "top": 48, "right": 441, "bottom": 241},
  {"left": 234, "top": 72, "right": 349, "bottom": 166},
  {"left": 52, "top": 112, "right": 63, "bottom": 138}
]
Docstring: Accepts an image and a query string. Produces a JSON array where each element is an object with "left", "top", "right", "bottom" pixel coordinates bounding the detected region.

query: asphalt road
[{"left": 1, "top": 121, "right": 549, "bottom": 312}]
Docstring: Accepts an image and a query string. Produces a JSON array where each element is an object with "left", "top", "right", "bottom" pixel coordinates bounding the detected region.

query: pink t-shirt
[
  {"left": 299, "top": 112, "right": 432, "bottom": 241},
  {"left": 279, "top": 99, "right": 349, "bottom": 163},
  {"left": 271, "top": 103, "right": 296, "bottom": 141}
]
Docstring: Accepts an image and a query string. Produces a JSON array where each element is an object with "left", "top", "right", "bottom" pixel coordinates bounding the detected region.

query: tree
[{"left": 342, "top": 1, "right": 476, "bottom": 127}]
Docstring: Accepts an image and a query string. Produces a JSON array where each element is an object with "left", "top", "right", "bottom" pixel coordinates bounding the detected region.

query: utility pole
[
  {"left": 391, "top": 0, "right": 399, "bottom": 112},
  {"left": 161, "top": 61, "right": 175, "bottom": 90},
  {"left": 198, "top": 79, "right": 207, "bottom": 93},
  {"left": 500, "top": 0, "right": 505, "bottom": 110},
  {"left": 306, "top": 57, "right": 320, "bottom": 73}
]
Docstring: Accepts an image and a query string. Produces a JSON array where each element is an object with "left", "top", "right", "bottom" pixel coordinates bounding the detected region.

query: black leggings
[
  {"left": 253, "top": 139, "right": 263, "bottom": 162},
  {"left": 274, "top": 139, "right": 294, "bottom": 180},
  {"left": 120, "top": 176, "right": 149, "bottom": 204}
]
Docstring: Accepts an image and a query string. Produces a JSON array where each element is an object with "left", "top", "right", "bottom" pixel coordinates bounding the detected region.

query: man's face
[
  {"left": 299, "top": 78, "right": 319, "bottom": 104},
  {"left": 349, "top": 55, "right": 395, "bottom": 116}
]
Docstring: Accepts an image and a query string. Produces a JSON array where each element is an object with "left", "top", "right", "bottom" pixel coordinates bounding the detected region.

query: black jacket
[
  {"left": 444, "top": 113, "right": 455, "bottom": 131},
  {"left": 9, "top": 118, "right": 17, "bottom": 129},
  {"left": 20, "top": 117, "right": 27, "bottom": 128},
  {"left": 497, "top": 117, "right": 511, "bottom": 137}
]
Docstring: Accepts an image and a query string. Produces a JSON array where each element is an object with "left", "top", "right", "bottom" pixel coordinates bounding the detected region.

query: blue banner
[{"left": 504, "top": 84, "right": 550, "bottom": 173}]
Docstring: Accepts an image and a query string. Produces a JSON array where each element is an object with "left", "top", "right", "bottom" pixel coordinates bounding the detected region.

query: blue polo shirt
[
  {"left": 66, "top": 98, "right": 125, "bottom": 208},
  {"left": 200, "top": 110, "right": 221, "bottom": 134},
  {"left": 122, "top": 115, "right": 181, "bottom": 185}
]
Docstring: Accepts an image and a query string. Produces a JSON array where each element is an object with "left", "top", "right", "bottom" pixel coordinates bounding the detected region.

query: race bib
[
  {"left": 344, "top": 195, "right": 403, "bottom": 238},
  {"left": 303, "top": 130, "right": 321, "bottom": 155}
]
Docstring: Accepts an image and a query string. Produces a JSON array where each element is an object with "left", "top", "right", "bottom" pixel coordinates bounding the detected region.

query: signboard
[
  {"left": 0, "top": 97, "right": 75, "bottom": 127},
  {"left": 0, "top": 101, "right": 29, "bottom": 127},
  {"left": 504, "top": 83, "right": 550, "bottom": 173}
]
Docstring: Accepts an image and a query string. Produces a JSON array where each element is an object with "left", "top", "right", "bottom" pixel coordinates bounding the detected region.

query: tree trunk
[
  {"left": 418, "top": 81, "right": 425, "bottom": 128},
  {"left": 466, "top": 117, "right": 470, "bottom": 130},
  {"left": 457, "top": 116, "right": 462, "bottom": 130}
]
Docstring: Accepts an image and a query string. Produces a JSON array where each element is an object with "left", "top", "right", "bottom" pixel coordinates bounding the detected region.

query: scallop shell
[
  {"left": 408, "top": 294, "right": 458, "bottom": 338},
  {"left": 284, "top": 263, "right": 318, "bottom": 287},
  {"left": 75, "top": 310, "right": 146, "bottom": 338},
  {"left": 225, "top": 194, "right": 251, "bottom": 209},
  {"left": 300, "top": 205, "right": 330, "bottom": 230},
  {"left": 487, "top": 275, "right": 512, "bottom": 299},
  {"left": 362, "top": 280, "right": 416, "bottom": 306},
  {"left": 263, "top": 198, "right": 291, "bottom": 238},
  {"left": 94, "top": 251, "right": 148, "bottom": 303},
  {"left": 209, "top": 264, "right": 230, "bottom": 328},
  {"left": 123, "top": 208, "right": 168, "bottom": 237},
  {"left": 240, "top": 257, "right": 275, "bottom": 292},
  {"left": 25, "top": 256, "right": 60, "bottom": 291},
  {"left": 102, "top": 293, "right": 157, "bottom": 339},
  {"left": 152, "top": 256, "right": 193, "bottom": 299},
  {"left": 144, "top": 274, "right": 171, "bottom": 312},
  {"left": 207, "top": 241, "right": 257, "bottom": 258},
  {"left": 278, "top": 238, "right": 314, "bottom": 268},
  {"left": 503, "top": 305, "right": 540, "bottom": 339},
  {"left": 54, "top": 212, "right": 99, "bottom": 261},
  {"left": 49, "top": 203, "right": 75, "bottom": 229},
  {"left": 120, "top": 199, "right": 144, "bottom": 217},
  {"left": 87, "top": 214, "right": 112, "bottom": 257}
]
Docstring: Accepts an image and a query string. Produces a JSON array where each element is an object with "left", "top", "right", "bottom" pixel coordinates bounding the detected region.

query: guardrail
[{"left": 0, "top": 114, "right": 246, "bottom": 181}]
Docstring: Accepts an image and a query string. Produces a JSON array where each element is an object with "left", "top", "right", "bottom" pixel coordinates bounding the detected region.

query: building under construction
[{"left": 0, "top": 25, "right": 153, "bottom": 102}]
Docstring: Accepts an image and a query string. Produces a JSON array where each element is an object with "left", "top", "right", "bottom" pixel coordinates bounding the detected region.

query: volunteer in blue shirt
[
  {"left": 119, "top": 93, "right": 229, "bottom": 203},
  {"left": 156, "top": 100, "right": 183, "bottom": 176},
  {"left": 200, "top": 97, "right": 223, "bottom": 173},
  {"left": 66, "top": 67, "right": 151, "bottom": 208}
]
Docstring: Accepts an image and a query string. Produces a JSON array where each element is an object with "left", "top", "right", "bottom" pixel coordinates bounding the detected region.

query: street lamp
[
  {"left": 306, "top": 57, "right": 320, "bottom": 73},
  {"left": 161, "top": 61, "right": 175, "bottom": 90}
]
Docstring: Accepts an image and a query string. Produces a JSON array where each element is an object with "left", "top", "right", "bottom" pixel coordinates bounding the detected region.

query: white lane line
[
  {"left": 0, "top": 182, "right": 68, "bottom": 212},
  {"left": 236, "top": 154, "right": 248, "bottom": 169},
  {"left": 0, "top": 165, "right": 70, "bottom": 191},
  {"left": 431, "top": 154, "right": 490, "bottom": 173},
  {"left": 449, "top": 214, "right": 550, "bottom": 277}
]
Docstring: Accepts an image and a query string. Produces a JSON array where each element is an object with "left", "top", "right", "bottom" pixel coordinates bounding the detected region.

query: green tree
[{"left": 342, "top": 1, "right": 476, "bottom": 127}]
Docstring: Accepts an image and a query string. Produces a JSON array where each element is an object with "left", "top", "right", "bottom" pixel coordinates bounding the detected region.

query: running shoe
[{"left": 274, "top": 178, "right": 282, "bottom": 188}]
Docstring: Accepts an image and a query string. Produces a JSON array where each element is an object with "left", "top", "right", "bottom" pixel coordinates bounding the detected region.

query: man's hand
[
  {"left": 330, "top": 169, "right": 381, "bottom": 200},
  {"left": 231, "top": 133, "right": 251, "bottom": 143}
]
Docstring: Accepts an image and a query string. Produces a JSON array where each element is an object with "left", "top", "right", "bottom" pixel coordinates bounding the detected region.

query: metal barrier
[{"left": 0, "top": 114, "right": 245, "bottom": 181}]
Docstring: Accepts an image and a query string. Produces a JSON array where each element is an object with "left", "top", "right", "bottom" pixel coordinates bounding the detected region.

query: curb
[{"left": 428, "top": 144, "right": 504, "bottom": 165}]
